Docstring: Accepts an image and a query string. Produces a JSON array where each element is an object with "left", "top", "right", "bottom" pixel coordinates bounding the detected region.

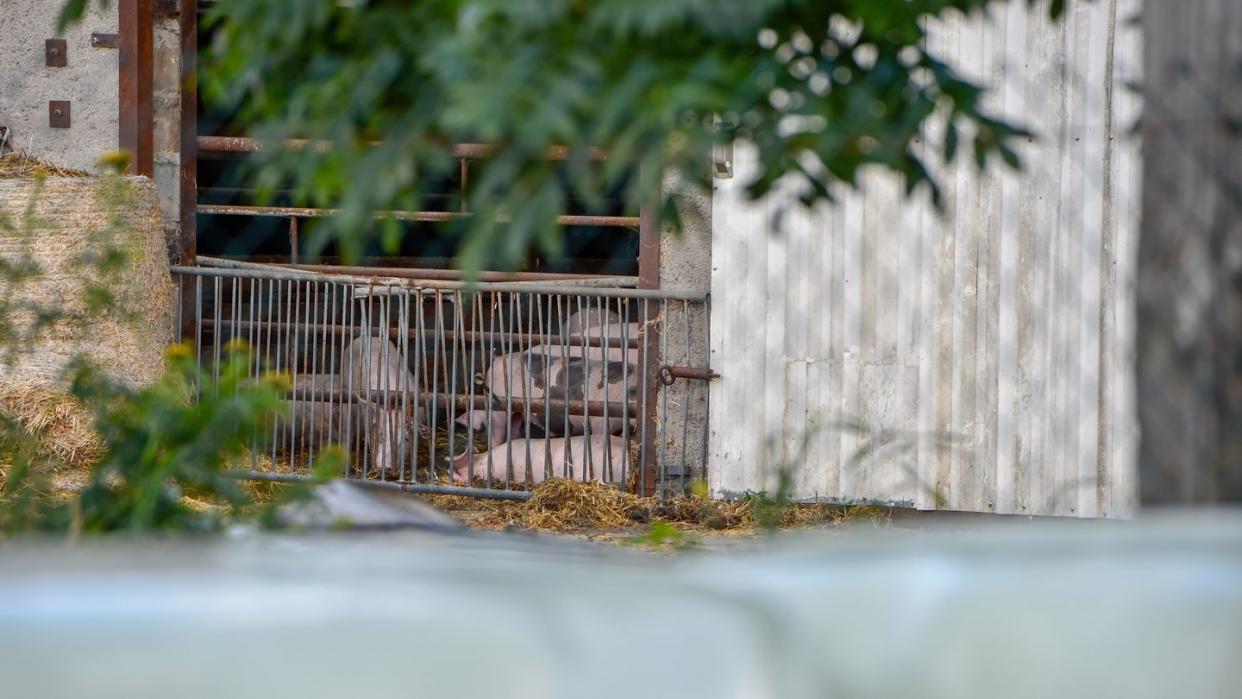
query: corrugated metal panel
[{"left": 708, "top": 0, "right": 1142, "bottom": 517}]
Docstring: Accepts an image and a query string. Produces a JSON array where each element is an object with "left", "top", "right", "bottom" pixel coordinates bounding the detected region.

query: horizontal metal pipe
[
  {"left": 228, "top": 470, "right": 532, "bottom": 501},
  {"left": 197, "top": 135, "right": 607, "bottom": 162},
  {"left": 284, "top": 387, "right": 638, "bottom": 419},
  {"left": 169, "top": 265, "right": 710, "bottom": 301},
  {"left": 197, "top": 256, "right": 635, "bottom": 285},
  {"left": 200, "top": 318, "right": 642, "bottom": 349},
  {"left": 198, "top": 203, "right": 640, "bottom": 228}
]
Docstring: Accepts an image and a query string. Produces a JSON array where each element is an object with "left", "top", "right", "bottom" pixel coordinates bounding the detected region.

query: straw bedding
[{"left": 426, "top": 478, "right": 853, "bottom": 534}]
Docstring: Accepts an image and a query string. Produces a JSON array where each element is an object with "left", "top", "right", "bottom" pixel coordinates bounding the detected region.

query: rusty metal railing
[{"left": 171, "top": 264, "right": 712, "bottom": 499}]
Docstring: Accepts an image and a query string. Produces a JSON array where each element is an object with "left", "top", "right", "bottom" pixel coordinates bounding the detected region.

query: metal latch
[{"left": 657, "top": 365, "right": 720, "bottom": 386}]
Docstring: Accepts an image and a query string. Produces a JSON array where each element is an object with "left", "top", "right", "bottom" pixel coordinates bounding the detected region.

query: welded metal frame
[{"left": 171, "top": 264, "right": 709, "bottom": 500}]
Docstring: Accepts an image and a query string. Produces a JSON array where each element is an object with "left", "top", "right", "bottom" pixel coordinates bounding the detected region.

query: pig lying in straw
[{"left": 451, "top": 435, "right": 629, "bottom": 486}]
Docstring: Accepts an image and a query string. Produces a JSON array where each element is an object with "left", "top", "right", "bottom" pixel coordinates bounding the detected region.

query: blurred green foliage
[
  {"left": 65, "top": 0, "right": 1062, "bottom": 271},
  {"left": 0, "top": 162, "right": 331, "bottom": 537},
  {"left": 1, "top": 343, "right": 294, "bottom": 535}
]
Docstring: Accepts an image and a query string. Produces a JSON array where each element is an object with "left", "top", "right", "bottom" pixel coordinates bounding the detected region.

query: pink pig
[
  {"left": 453, "top": 408, "right": 525, "bottom": 446},
  {"left": 451, "top": 435, "right": 630, "bottom": 486}
]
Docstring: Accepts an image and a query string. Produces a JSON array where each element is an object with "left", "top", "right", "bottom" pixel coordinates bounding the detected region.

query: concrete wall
[
  {"left": 654, "top": 169, "right": 712, "bottom": 489},
  {"left": 0, "top": 2, "right": 119, "bottom": 173},
  {"left": 152, "top": 15, "right": 182, "bottom": 244},
  {"left": 0, "top": 4, "right": 183, "bottom": 254}
]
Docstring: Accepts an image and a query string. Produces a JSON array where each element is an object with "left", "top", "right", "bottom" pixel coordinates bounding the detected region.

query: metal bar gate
[{"left": 172, "top": 264, "right": 712, "bottom": 499}]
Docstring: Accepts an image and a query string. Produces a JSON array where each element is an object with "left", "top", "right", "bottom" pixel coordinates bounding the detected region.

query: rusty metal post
[
  {"left": 118, "top": 0, "right": 154, "bottom": 176},
  {"left": 289, "top": 216, "right": 299, "bottom": 263},
  {"left": 637, "top": 173, "right": 661, "bottom": 497},
  {"left": 179, "top": 0, "right": 197, "bottom": 263},
  {"left": 178, "top": 0, "right": 198, "bottom": 345}
]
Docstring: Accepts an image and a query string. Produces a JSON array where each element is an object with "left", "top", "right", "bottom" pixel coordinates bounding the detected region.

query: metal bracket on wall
[
  {"left": 45, "top": 39, "right": 67, "bottom": 67},
  {"left": 48, "top": 101, "right": 71, "bottom": 129},
  {"left": 90, "top": 33, "right": 119, "bottom": 49}
]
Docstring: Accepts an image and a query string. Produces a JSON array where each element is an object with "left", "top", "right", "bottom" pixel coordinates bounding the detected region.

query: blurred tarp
[{"left": 0, "top": 512, "right": 1239, "bottom": 698}]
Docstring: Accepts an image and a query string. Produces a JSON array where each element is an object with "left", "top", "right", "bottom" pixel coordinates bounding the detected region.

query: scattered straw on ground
[
  {"left": 0, "top": 152, "right": 91, "bottom": 179},
  {"left": 425, "top": 479, "right": 870, "bottom": 535},
  {"left": 0, "top": 387, "right": 101, "bottom": 494}
]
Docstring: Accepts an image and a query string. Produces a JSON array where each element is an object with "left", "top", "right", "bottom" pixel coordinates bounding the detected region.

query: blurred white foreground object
[{"left": 0, "top": 513, "right": 1239, "bottom": 698}]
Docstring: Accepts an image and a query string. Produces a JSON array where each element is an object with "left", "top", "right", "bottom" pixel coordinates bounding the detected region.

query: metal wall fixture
[
  {"left": 48, "top": 101, "right": 70, "bottom": 129},
  {"left": 90, "top": 33, "right": 119, "bottom": 49},
  {"left": 44, "top": 39, "right": 67, "bottom": 67}
]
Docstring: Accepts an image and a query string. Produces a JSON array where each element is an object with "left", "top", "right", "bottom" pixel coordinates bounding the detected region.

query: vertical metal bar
[
  {"left": 212, "top": 276, "right": 222, "bottom": 391},
  {"left": 178, "top": 0, "right": 197, "bottom": 252},
  {"left": 193, "top": 276, "right": 202, "bottom": 400},
  {"left": 359, "top": 299, "right": 373, "bottom": 479},
  {"left": 411, "top": 292, "right": 424, "bottom": 482},
  {"left": 118, "top": 0, "right": 153, "bottom": 176},
  {"left": 448, "top": 292, "right": 466, "bottom": 483},
  {"left": 247, "top": 276, "right": 258, "bottom": 472},
  {"left": 503, "top": 293, "right": 516, "bottom": 486},
  {"left": 658, "top": 299, "right": 670, "bottom": 494},
  {"left": 566, "top": 296, "right": 582, "bottom": 478},
  {"left": 459, "top": 159, "right": 469, "bottom": 214},
  {"left": 229, "top": 276, "right": 239, "bottom": 350},
  {"left": 681, "top": 299, "right": 691, "bottom": 486},
  {"left": 601, "top": 297, "right": 613, "bottom": 484},
  {"left": 400, "top": 290, "right": 412, "bottom": 483},
  {"left": 287, "top": 279, "right": 300, "bottom": 469},
  {"left": 174, "top": 274, "right": 183, "bottom": 342},
  {"left": 325, "top": 282, "right": 338, "bottom": 458},
  {"left": 307, "top": 281, "right": 321, "bottom": 464},
  {"left": 637, "top": 185, "right": 661, "bottom": 496},
  {"left": 379, "top": 290, "right": 391, "bottom": 482},
  {"left": 699, "top": 299, "right": 711, "bottom": 484},
  {"left": 429, "top": 291, "right": 444, "bottom": 479},
  {"left": 289, "top": 217, "right": 299, "bottom": 263},
  {"left": 268, "top": 279, "right": 281, "bottom": 469},
  {"left": 552, "top": 294, "right": 564, "bottom": 478},
  {"left": 521, "top": 292, "right": 535, "bottom": 485},
  {"left": 342, "top": 284, "right": 355, "bottom": 477},
  {"left": 540, "top": 294, "right": 553, "bottom": 480},
  {"left": 619, "top": 296, "right": 631, "bottom": 486}
]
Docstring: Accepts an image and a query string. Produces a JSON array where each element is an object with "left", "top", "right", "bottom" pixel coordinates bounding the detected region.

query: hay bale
[
  {"left": 0, "top": 175, "right": 174, "bottom": 389},
  {"left": 0, "top": 153, "right": 91, "bottom": 179},
  {"left": 0, "top": 386, "right": 100, "bottom": 469}
]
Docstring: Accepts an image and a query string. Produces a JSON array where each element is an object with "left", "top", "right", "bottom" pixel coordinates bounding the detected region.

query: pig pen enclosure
[{"left": 172, "top": 263, "right": 711, "bottom": 499}]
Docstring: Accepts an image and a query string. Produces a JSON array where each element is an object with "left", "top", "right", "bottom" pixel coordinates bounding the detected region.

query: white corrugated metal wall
[{"left": 708, "top": 0, "right": 1142, "bottom": 517}]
